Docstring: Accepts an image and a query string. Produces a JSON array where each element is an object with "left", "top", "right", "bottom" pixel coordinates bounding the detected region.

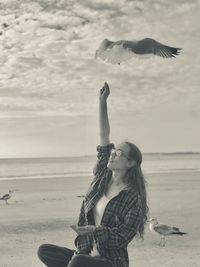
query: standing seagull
[
  {"left": 0, "top": 190, "right": 14, "bottom": 205},
  {"left": 95, "top": 38, "right": 181, "bottom": 64},
  {"left": 149, "top": 218, "right": 187, "bottom": 247}
]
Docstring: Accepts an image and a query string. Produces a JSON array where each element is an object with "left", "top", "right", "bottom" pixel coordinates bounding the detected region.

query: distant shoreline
[{"left": 1, "top": 151, "right": 200, "bottom": 161}]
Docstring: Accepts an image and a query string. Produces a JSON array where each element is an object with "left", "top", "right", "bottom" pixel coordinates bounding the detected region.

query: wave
[
  {"left": 0, "top": 170, "right": 92, "bottom": 181},
  {"left": 0, "top": 167, "right": 200, "bottom": 181}
]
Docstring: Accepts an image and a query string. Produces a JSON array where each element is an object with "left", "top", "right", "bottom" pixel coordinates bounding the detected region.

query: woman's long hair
[{"left": 125, "top": 142, "right": 149, "bottom": 238}]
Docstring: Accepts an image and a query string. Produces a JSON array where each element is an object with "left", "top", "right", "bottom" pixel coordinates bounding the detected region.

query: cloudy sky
[{"left": 0, "top": 0, "right": 200, "bottom": 158}]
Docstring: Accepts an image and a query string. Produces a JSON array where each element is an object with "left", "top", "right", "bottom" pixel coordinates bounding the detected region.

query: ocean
[{"left": 0, "top": 153, "right": 200, "bottom": 181}]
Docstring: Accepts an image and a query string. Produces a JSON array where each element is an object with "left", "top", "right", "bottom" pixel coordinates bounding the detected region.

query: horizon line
[{"left": 0, "top": 151, "right": 200, "bottom": 160}]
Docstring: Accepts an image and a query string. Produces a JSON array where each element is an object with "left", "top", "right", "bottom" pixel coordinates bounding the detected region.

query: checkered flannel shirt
[{"left": 74, "top": 144, "right": 143, "bottom": 267}]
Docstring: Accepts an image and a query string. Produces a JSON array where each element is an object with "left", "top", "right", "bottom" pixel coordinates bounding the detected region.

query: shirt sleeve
[
  {"left": 93, "top": 143, "right": 114, "bottom": 177},
  {"left": 74, "top": 233, "right": 93, "bottom": 254},
  {"left": 74, "top": 201, "right": 93, "bottom": 253},
  {"left": 93, "top": 192, "right": 142, "bottom": 249}
]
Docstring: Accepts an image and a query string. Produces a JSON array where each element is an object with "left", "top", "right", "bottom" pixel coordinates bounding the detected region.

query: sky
[{"left": 0, "top": 0, "right": 200, "bottom": 158}]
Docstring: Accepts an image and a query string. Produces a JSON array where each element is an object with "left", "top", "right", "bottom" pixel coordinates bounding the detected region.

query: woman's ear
[{"left": 127, "top": 160, "right": 136, "bottom": 168}]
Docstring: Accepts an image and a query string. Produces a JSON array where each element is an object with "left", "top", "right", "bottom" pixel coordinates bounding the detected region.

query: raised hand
[{"left": 99, "top": 82, "right": 110, "bottom": 102}]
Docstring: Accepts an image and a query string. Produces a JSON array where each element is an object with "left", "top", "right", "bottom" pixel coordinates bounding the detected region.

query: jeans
[{"left": 38, "top": 244, "right": 113, "bottom": 267}]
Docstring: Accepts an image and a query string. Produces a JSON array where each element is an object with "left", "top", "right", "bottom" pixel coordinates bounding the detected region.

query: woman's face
[{"left": 107, "top": 142, "right": 135, "bottom": 171}]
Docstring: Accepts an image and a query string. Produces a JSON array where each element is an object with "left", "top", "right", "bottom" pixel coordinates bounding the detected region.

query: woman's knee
[{"left": 68, "top": 254, "right": 88, "bottom": 267}]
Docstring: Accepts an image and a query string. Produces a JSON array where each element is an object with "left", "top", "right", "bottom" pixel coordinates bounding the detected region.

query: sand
[{"left": 0, "top": 171, "right": 200, "bottom": 267}]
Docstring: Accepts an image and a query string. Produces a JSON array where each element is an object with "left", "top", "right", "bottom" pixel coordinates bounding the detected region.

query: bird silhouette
[
  {"left": 148, "top": 218, "right": 187, "bottom": 246},
  {"left": 0, "top": 190, "right": 14, "bottom": 204},
  {"left": 95, "top": 38, "right": 181, "bottom": 64}
]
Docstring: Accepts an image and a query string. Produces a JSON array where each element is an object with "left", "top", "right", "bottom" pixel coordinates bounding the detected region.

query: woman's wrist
[{"left": 99, "top": 98, "right": 107, "bottom": 104}]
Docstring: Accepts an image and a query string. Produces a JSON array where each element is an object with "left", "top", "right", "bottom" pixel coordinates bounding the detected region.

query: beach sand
[{"left": 0, "top": 171, "right": 200, "bottom": 267}]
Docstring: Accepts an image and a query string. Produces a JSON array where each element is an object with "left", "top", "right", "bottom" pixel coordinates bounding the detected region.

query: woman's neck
[
  {"left": 105, "top": 171, "right": 128, "bottom": 199},
  {"left": 110, "top": 170, "right": 128, "bottom": 187}
]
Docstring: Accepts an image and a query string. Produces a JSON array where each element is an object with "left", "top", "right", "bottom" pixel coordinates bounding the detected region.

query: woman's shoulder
[{"left": 124, "top": 187, "right": 141, "bottom": 204}]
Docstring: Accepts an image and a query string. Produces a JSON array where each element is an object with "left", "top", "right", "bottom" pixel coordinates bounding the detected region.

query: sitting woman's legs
[
  {"left": 68, "top": 254, "right": 113, "bottom": 267},
  {"left": 38, "top": 244, "right": 75, "bottom": 267}
]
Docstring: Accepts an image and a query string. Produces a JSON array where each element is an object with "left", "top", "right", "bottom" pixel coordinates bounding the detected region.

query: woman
[{"left": 38, "top": 82, "right": 148, "bottom": 267}]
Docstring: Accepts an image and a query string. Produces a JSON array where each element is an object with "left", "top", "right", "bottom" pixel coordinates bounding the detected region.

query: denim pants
[{"left": 38, "top": 244, "right": 113, "bottom": 267}]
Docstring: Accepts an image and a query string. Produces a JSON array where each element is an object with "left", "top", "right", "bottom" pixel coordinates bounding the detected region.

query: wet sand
[{"left": 0, "top": 171, "right": 200, "bottom": 267}]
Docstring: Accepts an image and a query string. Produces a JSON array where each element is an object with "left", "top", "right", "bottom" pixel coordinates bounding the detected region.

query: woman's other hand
[
  {"left": 99, "top": 82, "right": 110, "bottom": 102},
  {"left": 70, "top": 225, "right": 95, "bottom": 235}
]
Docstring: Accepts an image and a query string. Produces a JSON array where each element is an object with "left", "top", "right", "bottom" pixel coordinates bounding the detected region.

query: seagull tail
[{"left": 171, "top": 231, "right": 187, "bottom": 235}]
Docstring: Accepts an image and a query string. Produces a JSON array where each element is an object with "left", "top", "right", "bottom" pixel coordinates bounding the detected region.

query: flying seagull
[
  {"left": 149, "top": 218, "right": 187, "bottom": 247},
  {"left": 0, "top": 190, "right": 14, "bottom": 205},
  {"left": 95, "top": 38, "right": 181, "bottom": 64}
]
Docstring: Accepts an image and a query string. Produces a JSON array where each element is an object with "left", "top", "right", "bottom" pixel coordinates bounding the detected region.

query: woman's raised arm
[{"left": 99, "top": 82, "right": 110, "bottom": 146}]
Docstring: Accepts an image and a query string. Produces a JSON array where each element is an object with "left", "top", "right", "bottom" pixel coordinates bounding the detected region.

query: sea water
[{"left": 0, "top": 153, "right": 200, "bottom": 181}]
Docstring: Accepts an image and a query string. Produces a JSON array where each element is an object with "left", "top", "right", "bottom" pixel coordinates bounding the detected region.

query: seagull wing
[
  {"left": 95, "top": 39, "right": 134, "bottom": 64},
  {"left": 154, "top": 224, "right": 178, "bottom": 235},
  {"left": 125, "top": 38, "right": 181, "bottom": 58},
  {"left": 1, "top": 193, "right": 10, "bottom": 199},
  {"left": 95, "top": 39, "right": 114, "bottom": 61}
]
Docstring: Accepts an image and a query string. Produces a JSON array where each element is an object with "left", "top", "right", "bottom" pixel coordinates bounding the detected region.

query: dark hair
[{"left": 125, "top": 142, "right": 149, "bottom": 238}]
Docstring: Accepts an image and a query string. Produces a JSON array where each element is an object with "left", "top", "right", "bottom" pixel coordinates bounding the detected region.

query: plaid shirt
[{"left": 75, "top": 144, "right": 143, "bottom": 267}]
